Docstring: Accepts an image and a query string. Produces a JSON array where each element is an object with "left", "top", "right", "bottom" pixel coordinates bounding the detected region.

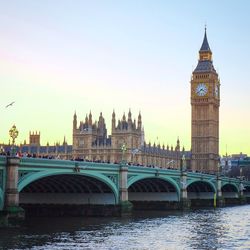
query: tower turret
[
  {"left": 29, "top": 131, "right": 40, "bottom": 146},
  {"left": 128, "top": 109, "right": 132, "bottom": 120},
  {"left": 140, "top": 126, "right": 145, "bottom": 147},
  {"left": 97, "top": 112, "right": 107, "bottom": 143},
  {"left": 133, "top": 119, "right": 136, "bottom": 129},
  {"left": 63, "top": 136, "right": 66, "bottom": 145},
  {"left": 112, "top": 110, "right": 116, "bottom": 131},
  {"left": 85, "top": 114, "right": 89, "bottom": 126},
  {"left": 175, "top": 137, "right": 180, "bottom": 151},
  {"left": 137, "top": 112, "right": 142, "bottom": 130},
  {"left": 89, "top": 111, "right": 92, "bottom": 126},
  {"left": 128, "top": 109, "right": 132, "bottom": 130},
  {"left": 121, "top": 112, "right": 127, "bottom": 130},
  {"left": 73, "top": 112, "right": 77, "bottom": 131},
  {"left": 117, "top": 120, "right": 121, "bottom": 130}
]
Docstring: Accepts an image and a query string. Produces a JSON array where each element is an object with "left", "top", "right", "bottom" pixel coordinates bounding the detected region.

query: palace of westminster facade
[
  {"left": 1, "top": 29, "right": 220, "bottom": 173},
  {"left": 72, "top": 110, "right": 185, "bottom": 169}
]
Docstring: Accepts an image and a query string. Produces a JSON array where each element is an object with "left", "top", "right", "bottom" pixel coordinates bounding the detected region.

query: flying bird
[{"left": 5, "top": 101, "right": 15, "bottom": 108}]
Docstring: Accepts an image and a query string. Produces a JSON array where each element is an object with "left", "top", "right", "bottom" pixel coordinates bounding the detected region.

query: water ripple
[{"left": 1, "top": 206, "right": 250, "bottom": 250}]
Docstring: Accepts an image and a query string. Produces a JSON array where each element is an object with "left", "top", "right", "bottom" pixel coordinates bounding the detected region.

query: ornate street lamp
[
  {"left": 121, "top": 143, "right": 127, "bottom": 164},
  {"left": 9, "top": 124, "right": 19, "bottom": 156},
  {"left": 240, "top": 166, "right": 243, "bottom": 179},
  {"left": 181, "top": 154, "right": 186, "bottom": 172},
  {"left": 0, "top": 145, "right": 4, "bottom": 154},
  {"left": 217, "top": 161, "right": 222, "bottom": 177}
]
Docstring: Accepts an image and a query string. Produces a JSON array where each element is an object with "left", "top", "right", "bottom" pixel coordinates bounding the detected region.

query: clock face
[
  {"left": 195, "top": 83, "right": 208, "bottom": 96},
  {"left": 215, "top": 85, "right": 219, "bottom": 97}
]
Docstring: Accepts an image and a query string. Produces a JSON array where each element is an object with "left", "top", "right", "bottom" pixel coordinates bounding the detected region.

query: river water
[{"left": 0, "top": 205, "right": 250, "bottom": 250}]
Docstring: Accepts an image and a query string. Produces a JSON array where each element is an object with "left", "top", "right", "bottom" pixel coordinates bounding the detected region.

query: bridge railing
[
  {"left": 0, "top": 156, "right": 7, "bottom": 166},
  {"left": 19, "top": 157, "right": 121, "bottom": 171},
  {"left": 1, "top": 155, "right": 250, "bottom": 186}
]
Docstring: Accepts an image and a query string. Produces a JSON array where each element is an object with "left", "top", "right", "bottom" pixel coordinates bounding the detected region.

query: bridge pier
[
  {"left": 1, "top": 157, "right": 24, "bottom": 226},
  {"left": 180, "top": 171, "right": 191, "bottom": 210},
  {"left": 216, "top": 176, "right": 224, "bottom": 207},
  {"left": 119, "top": 165, "right": 132, "bottom": 215},
  {"left": 239, "top": 181, "right": 246, "bottom": 204}
]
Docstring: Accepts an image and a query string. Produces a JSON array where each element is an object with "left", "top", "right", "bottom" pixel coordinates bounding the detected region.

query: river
[{"left": 0, "top": 205, "right": 250, "bottom": 250}]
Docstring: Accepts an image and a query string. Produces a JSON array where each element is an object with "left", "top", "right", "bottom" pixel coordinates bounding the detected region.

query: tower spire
[
  {"left": 89, "top": 110, "right": 92, "bottom": 126},
  {"left": 73, "top": 111, "right": 77, "bottom": 130},
  {"left": 112, "top": 109, "right": 116, "bottom": 131},
  {"left": 137, "top": 111, "right": 142, "bottom": 130},
  {"left": 200, "top": 26, "right": 211, "bottom": 52},
  {"left": 194, "top": 28, "right": 215, "bottom": 72}
]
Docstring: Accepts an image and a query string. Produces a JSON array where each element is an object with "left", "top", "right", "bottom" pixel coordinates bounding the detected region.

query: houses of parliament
[
  {"left": 72, "top": 110, "right": 185, "bottom": 168},
  {"left": 0, "top": 29, "right": 220, "bottom": 173}
]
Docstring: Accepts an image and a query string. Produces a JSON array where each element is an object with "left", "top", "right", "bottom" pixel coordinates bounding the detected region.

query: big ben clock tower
[{"left": 191, "top": 28, "right": 220, "bottom": 173}]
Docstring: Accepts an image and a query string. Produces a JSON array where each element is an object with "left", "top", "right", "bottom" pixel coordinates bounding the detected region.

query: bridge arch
[
  {"left": 244, "top": 185, "right": 250, "bottom": 199},
  {"left": 128, "top": 175, "right": 180, "bottom": 198},
  {"left": 187, "top": 180, "right": 216, "bottom": 192},
  {"left": 18, "top": 170, "right": 119, "bottom": 204},
  {"left": 128, "top": 176, "right": 180, "bottom": 206},
  {"left": 221, "top": 183, "right": 239, "bottom": 193},
  {"left": 221, "top": 183, "right": 239, "bottom": 201},
  {"left": 187, "top": 180, "right": 216, "bottom": 203}
]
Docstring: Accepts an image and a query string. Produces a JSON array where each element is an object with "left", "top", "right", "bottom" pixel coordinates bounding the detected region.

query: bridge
[{"left": 1, "top": 156, "right": 250, "bottom": 220}]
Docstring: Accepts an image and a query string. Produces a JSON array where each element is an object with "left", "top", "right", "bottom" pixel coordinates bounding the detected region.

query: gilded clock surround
[{"left": 195, "top": 83, "right": 208, "bottom": 97}]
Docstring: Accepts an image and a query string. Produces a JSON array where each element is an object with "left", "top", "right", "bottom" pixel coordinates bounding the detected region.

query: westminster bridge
[{"left": 1, "top": 156, "right": 250, "bottom": 220}]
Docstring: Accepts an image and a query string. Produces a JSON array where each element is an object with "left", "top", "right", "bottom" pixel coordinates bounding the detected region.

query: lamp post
[
  {"left": 166, "top": 159, "right": 175, "bottom": 168},
  {"left": 132, "top": 148, "right": 141, "bottom": 165},
  {"left": 238, "top": 164, "right": 245, "bottom": 203},
  {"left": 215, "top": 161, "right": 223, "bottom": 207},
  {"left": 240, "top": 165, "right": 243, "bottom": 180},
  {"left": 180, "top": 154, "right": 190, "bottom": 209},
  {"left": 0, "top": 145, "right": 4, "bottom": 155},
  {"left": 4, "top": 124, "right": 24, "bottom": 221},
  {"left": 217, "top": 161, "right": 221, "bottom": 177},
  {"left": 176, "top": 148, "right": 181, "bottom": 170},
  {"left": 121, "top": 143, "right": 127, "bottom": 165},
  {"left": 181, "top": 154, "right": 186, "bottom": 172},
  {"left": 9, "top": 124, "right": 19, "bottom": 156}
]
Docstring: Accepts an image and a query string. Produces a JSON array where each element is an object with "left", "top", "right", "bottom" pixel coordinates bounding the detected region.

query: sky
[{"left": 0, "top": 0, "right": 250, "bottom": 156}]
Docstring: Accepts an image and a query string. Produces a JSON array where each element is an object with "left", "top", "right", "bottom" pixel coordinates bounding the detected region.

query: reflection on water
[{"left": 0, "top": 206, "right": 250, "bottom": 249}]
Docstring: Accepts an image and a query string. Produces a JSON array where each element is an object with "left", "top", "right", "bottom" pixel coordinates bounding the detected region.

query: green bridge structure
[{"left": 1, "top": 156, "right": 250, "bottom": 221}]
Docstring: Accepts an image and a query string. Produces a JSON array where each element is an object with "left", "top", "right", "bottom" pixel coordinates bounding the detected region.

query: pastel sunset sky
[{"left": 1, "top": 1, "right": 250, "bottom": 155}]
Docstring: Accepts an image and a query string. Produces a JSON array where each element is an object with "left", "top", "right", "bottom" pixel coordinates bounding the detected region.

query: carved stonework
[
  {"left": 106, "top": 175, "right": 118, "bottom": 186},
  {"left": 211, "top": 179, "right": 217, "bottom": 186},
  {"left": 18, "top": 170, "right": 30, "bottom": 180},
  {"left": 172, "top": 177, "right": 181, "bottom": 187},
  {"left": 18, "top": 170, "right": 39, "bottom": 183},
  {"left": 128, "top": 175, "right": 137, "bottom": 183}
]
